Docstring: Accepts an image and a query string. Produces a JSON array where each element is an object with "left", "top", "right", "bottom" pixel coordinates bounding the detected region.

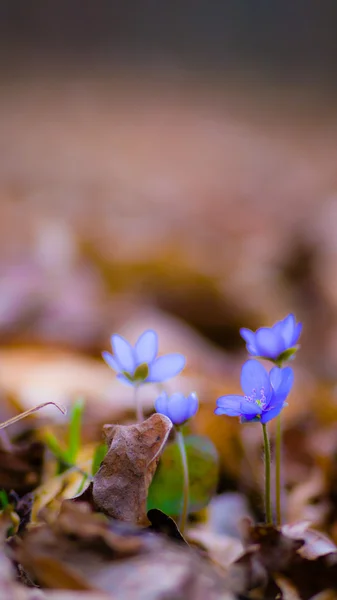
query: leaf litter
[{"left": 0, "top": 405, "right": 337, "bottom": 599}]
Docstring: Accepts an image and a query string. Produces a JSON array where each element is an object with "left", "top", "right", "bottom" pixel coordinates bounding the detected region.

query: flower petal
[
  {"left": 215, "top": 394, "right": 262, "bottom": 417},
  {"left": 165, "top": 392, "right": 190, "bottom": 425},
  {"left": 116, "top": 373, "right": 134, "bottom": 387},
  {"left": 291, "top": 322, "right": 302, "bottom": 346},
  {"left": 111, "top": 334, "right": 135, "bottom": 373},
  {"left": 279, "top": 314, "right": 296, "bottom": 347},
  {"left": 270, "top": 366, "right": 294, "bottom": 404},
  {"left": 147, "top": 353, "right": 186, "bottom": 382},
  {"left": 240, "top": 328, "right": 258, "bottom": 354},
  {"left": 240, "top": 360, "right": 271, "bottom": 401},
  {"left": 247, "top": 344, "right": 259, "bottom": 355},
  {"left": 255, "top": 328, "right": 285, "bottom": 359},
  {"left": 186, "top": 392, "right": 199, "bottom": 419},
  {"left": 135, "top": 329, "right": 158, "bottom": 365},
  {"left": 155, "top": 391, "right": 170, "bottom": 416},
  {"left": 102, "top": 351, "right": 120, "bottom": 372},
  {"left": 260, "top": 401, "right": 285, "bottom": 423}
]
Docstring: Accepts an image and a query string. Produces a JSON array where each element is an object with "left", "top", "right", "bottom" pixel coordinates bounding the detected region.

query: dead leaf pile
[
  {"left": 12, "top": 501, "right": 233, "bottom": 600},
  {"left": 2, "top": 414, "right": 337, "bottom": 599}
]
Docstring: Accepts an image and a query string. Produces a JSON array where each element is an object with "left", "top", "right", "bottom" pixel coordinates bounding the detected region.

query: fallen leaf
[
  {"left": 147, "top": 508, "right": 186, "bottom": 544},
  {"left": 187, "top": 525, "right": 243, "bottom": 570},
  {"left": 14, "top": 500, "right": 233, "bottom": 599},
  {"left": 92, "top": 414, "right": 172, "bottom": 525}
]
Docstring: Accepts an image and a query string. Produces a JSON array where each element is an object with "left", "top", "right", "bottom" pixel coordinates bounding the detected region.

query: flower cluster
[
  {"left": 215, "top": 313, "right": 301, "bottom": 423},
  {"left": 102, "top": 313, "right": 301, "bottom": 428}
]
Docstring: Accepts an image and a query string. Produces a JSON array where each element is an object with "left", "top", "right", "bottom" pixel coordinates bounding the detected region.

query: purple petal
[
  {"left": 279, "top": 314, "right": 296, "bottom": 347},
  {"left": 260, "top": 401, "right": 285, "bottom": 423},
  {"left": 240, "top": 328, "right": 258, "bottom": 354},
  {"left": 247, "top": 344, "right": 259, "bottom": 356},
  {"left": 255, "top": 328, "right": 285, "bottom": 359},
  {"left": 135, "top": 329, "right": 158, "bottom": 365},
  {"left": 291, "top": 322, "right": 302, "bottom": 346},
  {"left": 269, "top": 366, "right": 283, "bottom": 392},
  {"left": 155, "top": 391, "right": 170, "bottom": 416},
  {"left": 102, "top": 351, "right": 120, "bottom": 372},
  {"left": 186, "top": 392, "right": 199, "bottom": 419},
  {"left": 116, "top": 373, "right": 134, "bottom": 387},
  {"left": 215, "top": 394, "right": 261, "bottom": 417},
  {"left": 165, "top": 392, "right": 190, "bottom": 425},
  {"left": 270, "top": 366, "right": 294, "bottom": 404},
  {"left": 240, "top": 360, "right": 271, "bottom": 401},
  {"left": 111, "top": 334, "right": 135, "bottom": 373},
  {"left": 147, "top": 353, "right": 186, "bottom": 382}
]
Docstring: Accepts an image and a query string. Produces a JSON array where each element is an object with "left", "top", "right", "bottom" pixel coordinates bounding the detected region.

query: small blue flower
[
  {"left": 215, "top": 359, "right": 293, "bottom": 424},
  {"left": 240, "top": 314, "right": 302, "bottom": 362},
  {"left": 103, "top": 329, "right": 186, "bottom": 386},
  {"left": 155, "top": 391, "right": 198, "bottom": 426}
]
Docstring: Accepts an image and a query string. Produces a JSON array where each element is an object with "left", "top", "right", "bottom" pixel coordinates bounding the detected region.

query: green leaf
[
  {"left": 91, "top": 442, "right": 108, "bottom": 476},
  {"left": 44, "top": 432, "right": 67, "bottom": 461},
  {"left": 64, "top": 397, "right": 85, "bottom": 464},
  {"left": 0, "top": 490, "right": 9, "bottom": 509},
  {"left": 147, "top": 434, "right": 219, "bottom": 517}
]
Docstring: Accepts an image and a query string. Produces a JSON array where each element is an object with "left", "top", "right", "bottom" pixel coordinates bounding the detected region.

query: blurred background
[{"left": 2, "top": 1, "right": 337, "bottom": 528}]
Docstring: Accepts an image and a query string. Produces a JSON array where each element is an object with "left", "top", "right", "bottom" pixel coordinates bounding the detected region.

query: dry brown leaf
[
  {"left": 92, "top": 413, "right": 172, "bottom": 525},
  {"left": 13, "top": 501, "right": 233, "bottom": 600},
  {"left": 187, "top": 525, "right": 243, "bottom": 570},
  {"left": 13, "top": 501, "right": 145, "bottom": 591}
]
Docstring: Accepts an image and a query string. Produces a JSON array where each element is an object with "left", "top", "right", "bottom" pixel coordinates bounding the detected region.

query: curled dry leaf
[
  {"left": 92, "top": 413, "right": 172, "bottom": 525},
  {"left": 13, "top": 501, "right": 233, "bottom": 600},
  {"left": 147, "top": 508, "right": 187, "bottom": 544}
]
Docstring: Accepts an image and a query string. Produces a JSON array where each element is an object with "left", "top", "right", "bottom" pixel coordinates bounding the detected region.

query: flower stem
[
  {"left": 275, "top": 413, "right": 282, "bottom": 526},
  {"left": 134, "top": 385, "right": 144, "bottom": 423},
  {"left": 262, "top": 422, "right": 273, "bottom": 525},
  {"left": 176, "top": 427, "right": 189, "bottom": 534}
]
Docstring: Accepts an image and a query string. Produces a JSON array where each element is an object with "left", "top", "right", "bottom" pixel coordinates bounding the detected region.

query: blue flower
[
  {"left": 240, "top": 314, "right": 302, "bottom": 362},
  {"left": 103, "top": 329, "right": 186, "bottom": 386},
  {"left": 215, "top": 359, "right": 293, "bottom": 424},
  {"left": 155, "top": 391, "right": 198, "bottom": 426}
]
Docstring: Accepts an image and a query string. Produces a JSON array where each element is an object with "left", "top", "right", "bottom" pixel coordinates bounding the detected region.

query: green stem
[
  {"left": 134, "top": 385, "right": 144, "bottom": 423},
  {"left": 274, "top": 358, "right": 283, "bottom": 527},
  {"left": 262, "top": 422, "right": 273, "bottom": 525},
  {"left": 275, "top": 414, "right": 282, "bottom": 526},
  {"left": 176, "top": 427, "right": 189, "bottom": 534}
]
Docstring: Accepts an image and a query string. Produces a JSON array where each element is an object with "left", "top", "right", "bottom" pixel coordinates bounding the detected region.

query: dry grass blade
[{"left": 0, "top": 402, "right": 66, "bottom": 430}]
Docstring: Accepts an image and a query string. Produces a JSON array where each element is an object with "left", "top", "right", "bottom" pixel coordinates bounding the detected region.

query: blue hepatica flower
[
  {"left": 155, "top": 391, "right": 198, "bottom": 426},
  {"left": 240, "top": 313, "right": 302, "bottom": 362},
  {"left": 103, "top": 329, "right": 186, "bottom": 386},
  {"left": 215, "top": 359, "right": 294, "bottom": 424}
]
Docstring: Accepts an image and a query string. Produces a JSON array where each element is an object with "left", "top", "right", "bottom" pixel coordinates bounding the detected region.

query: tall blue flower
[
  {"left": 103, "top": 329, "right": 186, "bottom": 386},
  {"left": 155, "top": 391, "right": 198, "bottom": 426},
  {"left": 215, "top": 359, "right": 293, "bottom": 424},
  {"left": 240, "top": 314, "right": 302, "bottom": 362}
]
